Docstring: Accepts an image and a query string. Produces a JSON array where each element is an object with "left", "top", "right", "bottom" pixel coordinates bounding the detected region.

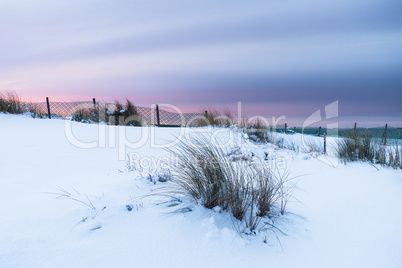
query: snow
[{"left": 1, "top": 113, "right": 401, "bottom": 267}]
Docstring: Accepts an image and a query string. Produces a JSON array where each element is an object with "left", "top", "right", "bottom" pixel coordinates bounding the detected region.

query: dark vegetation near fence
[
  {"left": 71, "top": 108, "right": 101, "bottom": 123},
  {"left": 268, "top": 126, "right": 401, "bottom": 140},
  {"left": 194, "top": 108, "right": 234, "bottom": 127},
  {"left": 0, "top": 91, "right": 146, "bottom": 126},
  {"left": 70, "top": 99, "right": 143, "bottom": 126},
  {"left": 0, "top": 92, "right": 199, "bottom": 126},
  {"left": 113, "top": 99, "right": 143, "bottom": 126},
  {"left": 1, "top": 91, "right": 401, "bottom": 169},
  {"left": 242, "top": 119, "right": 401, "bottom": 169},
  {"left": 0, "top": 91, "right": 23, "bottom": 114},
  {"left": 338, "top": 127, "right": 401, "bottom": 140},
  {"left": 336, "top": 131, "right": 401, "bottom": 169}
]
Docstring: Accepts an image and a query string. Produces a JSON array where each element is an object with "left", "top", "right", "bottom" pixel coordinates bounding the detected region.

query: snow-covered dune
[{"left": 1, "top": 114, "right": 401, "bottom": 267}]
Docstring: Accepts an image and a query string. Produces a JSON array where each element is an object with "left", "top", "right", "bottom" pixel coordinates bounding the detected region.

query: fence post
[
  {"left": 46, "top": 97, "right": 51, "bottom": 119},
  {"left": 353, "top": 122, "right": 357, "bottom": 139},
  {"left": 318, "top": 126, "right": 321, "bottom": 137},
  {"left": 285, "top": 123, "right": 287, "bottom": 134},
  {"left": 93, "top": 98, "right": 96, "bottom": 110},
  {"left": 324, "top": 133, "right": 327, "bottom": 154},
  {"left": 156, "top": 104, "right": 160, "bottom": 127},
  {"left": 384, "top": 124, "right": 388, "bottom": 146}
]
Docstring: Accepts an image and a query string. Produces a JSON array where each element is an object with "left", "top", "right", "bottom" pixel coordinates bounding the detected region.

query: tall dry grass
[
  {"left": 195, "top": 108, "right": 234, "bottom": 127},
  {"left": 337, "top": 131, "right": 402, "bottom": 169},
  {"left": 112, "top": 99, "right": 142, "bottom": 126},
  {"left": 0, "top": 91, "right": 23, "bottom": 114},
  {"left": 166, "top": 135, "right": 292, "bottom": 233}
]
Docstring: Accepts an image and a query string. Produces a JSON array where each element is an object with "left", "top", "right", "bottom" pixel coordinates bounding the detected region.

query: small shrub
[
  {"left": 195, "top": 108, "right": 234, "bottom": 127},
  {"left": 0, "top": 91, "right": 23, "bottom": 114},
  {"left": 112, "top": 99, "right": 142, "bottom": 126},
  {"left": 195, "top": 108, "right": 219, "bottom": 126},
  {"left": 0, "top": 99, "right": 8, "bottom": 112},
  {"left": 336, "top": 131, "right": 375, "bottom": 163},
  {"left": 246, "top": 120, "right": 272, "bottom": 143},
  {"left": 358, "top": 133, "right": 374, "bottom": 161},
  {"left": 72, "top": 108, "right": 95, "bottom": 123},
  {"left": 337, "top": 131, "right": 402, "bottom": 169},
  {"left": 336, "top": 137, "right": 357, "bottom": 162}
]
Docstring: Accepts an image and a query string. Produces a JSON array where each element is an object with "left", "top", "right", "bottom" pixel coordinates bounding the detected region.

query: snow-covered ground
[{"left": 1, "top": 114, "right": 401, "bottom": 267}]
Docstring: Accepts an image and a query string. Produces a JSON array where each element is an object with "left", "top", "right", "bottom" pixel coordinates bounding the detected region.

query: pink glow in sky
[{"left": 0, "top": 0, "right": 401, "bottom": 127}]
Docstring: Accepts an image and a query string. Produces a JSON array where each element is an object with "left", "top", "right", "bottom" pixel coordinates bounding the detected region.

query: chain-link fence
[
  {"left": 2, "top": 95, "right": 401, "bottom": 139},
  {"left": 21, "top": 99, "right": 202, "bottom": 126}
]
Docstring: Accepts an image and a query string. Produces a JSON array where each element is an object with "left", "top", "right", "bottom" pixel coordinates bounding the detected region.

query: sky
[{"left": 0, "top": 0, "right": 401, "bottom": 126}]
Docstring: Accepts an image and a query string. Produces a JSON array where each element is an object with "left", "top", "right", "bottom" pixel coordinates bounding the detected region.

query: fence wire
[
  {"left": 4, "top": 98, "right": 400, "bottom": 139},
  {"left": 21, "top": 100, "right": 201, "bottom": 126}
]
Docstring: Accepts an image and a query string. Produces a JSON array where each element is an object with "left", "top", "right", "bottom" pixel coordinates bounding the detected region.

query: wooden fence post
[
  {"left": 318, "top": 126, "right": 321, "bottom": 137},
  {"left": 353, "top": 122, "right": 357, "bottom": 139},
  {"left": 285, "top": 123, "right": 287, "bottom": 134},
  {"left": 384, "top": 124, "right": 388, "bottom": 146},
  {"left": 92, "top": 98, "right": 96, "bottom": 111},
  {"left": 324, "top": 133, "right": 327, "bottom": 154},
  {"left": 156, "top": 104, "right": 160, "bottom": 127},
  {"left": 46, "top": 97, "right": 51, "bottom": 119}
]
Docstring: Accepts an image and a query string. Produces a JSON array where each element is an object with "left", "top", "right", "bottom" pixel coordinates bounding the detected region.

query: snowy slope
[{"left": 1, "top": 114, "right": 401, "bottom": 268}]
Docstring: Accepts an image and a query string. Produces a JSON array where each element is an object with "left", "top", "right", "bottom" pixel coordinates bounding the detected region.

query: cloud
[{"left": 0, "top": 0, "right": 401, "bottom": 122}]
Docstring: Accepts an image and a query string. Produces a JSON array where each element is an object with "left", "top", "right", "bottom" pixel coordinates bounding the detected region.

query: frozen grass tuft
[{"left": 166, "top": 135, "right": 293, "bottom": 235}]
